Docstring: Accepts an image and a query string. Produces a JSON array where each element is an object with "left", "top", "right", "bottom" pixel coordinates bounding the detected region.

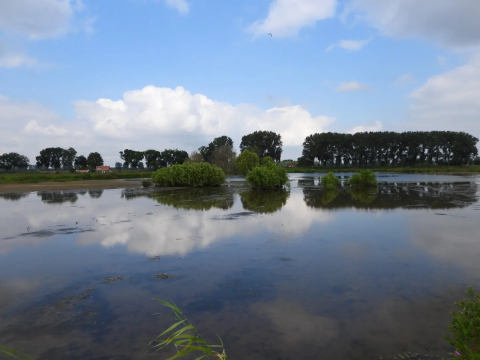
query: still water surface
[{"left": 1, "top": 174, "right": 480, "bottom": 360}]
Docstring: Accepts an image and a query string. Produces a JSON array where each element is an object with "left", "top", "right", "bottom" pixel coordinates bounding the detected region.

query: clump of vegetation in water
[
  {"left": 348, "top": 169, "right": 378, "bottom": 187},
  {"left": 235, "top": 150, "right": 260, "bottom": 175},
  {"left": 0, "top": 346, "right": 33, "bottom": 359},
  {"left": 444, "top": 286, "right": 480, "bottom": 359},
  {"left": 152, "top": 162, "right": 225, "bottom": 187},
  {"left": 142, "top": 179, "right": 153, "bottom": 187},
  {"left": 149, "top": 300, "right": 226, "bottom": 359},
  {"left": 321, "top": 172, "right": 340, "bottom": 190},
  {"left": 245, "top": 160, "right": 289, "bottom": 189}
]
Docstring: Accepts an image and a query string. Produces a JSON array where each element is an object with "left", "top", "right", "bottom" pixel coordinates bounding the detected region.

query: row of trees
[
  {"left": 35, "top": 147, "right": 104, "bottom": 170},
  {"left": 0, "top": 153, "right": 30, "bottom": 171},
  {"left": 300, "top": 131, "right": 479, "bottom": 167},
  {"left": 118, "top": 149, "right": 189, "bottom": 169}
]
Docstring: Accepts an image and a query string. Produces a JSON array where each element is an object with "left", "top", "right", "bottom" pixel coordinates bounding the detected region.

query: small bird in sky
[{"left": 268, "top": 33, "right": 272, "bottom": 37}]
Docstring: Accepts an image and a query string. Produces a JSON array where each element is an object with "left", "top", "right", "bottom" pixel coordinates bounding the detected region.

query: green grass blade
[
  {"left": 156, "top": 319, "right": 187, "bottom": 338},
  {"left": 0, "top": 346, "right": 34, "bottom": 360},
  {"left": 155, "top": 299, "right": 183, "bottom": 314}
]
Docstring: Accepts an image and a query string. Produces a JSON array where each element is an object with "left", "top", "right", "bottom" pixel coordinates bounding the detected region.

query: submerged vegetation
[
  {"left": 152, "top": 162, "right": 225, "bottom": 187},
  {"left": 150, "top": 300, "right": 226, "bottom": 360},
  {"left": 321, "top": 172, "right": 340, "bottom": 190},
  {"left": 444, "top": 287, "right": 480, "bottom": 360},
  {"left": 348, "top": 170, "right": 378, "bottom": 187}
]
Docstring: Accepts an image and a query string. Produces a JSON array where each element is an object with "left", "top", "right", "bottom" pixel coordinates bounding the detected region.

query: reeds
[{"left": 149, "top": 299, "right": 227, "bottom": 360}]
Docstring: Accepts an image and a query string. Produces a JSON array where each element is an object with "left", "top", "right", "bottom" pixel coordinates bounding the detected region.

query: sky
[{"left": 1, "top": 0, "right": 480, "bottom": 165}]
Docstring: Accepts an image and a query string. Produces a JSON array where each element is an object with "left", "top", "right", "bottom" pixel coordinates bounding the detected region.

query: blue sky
[{"left": 1, "top": 0, "right": 479, "bottom": 164}]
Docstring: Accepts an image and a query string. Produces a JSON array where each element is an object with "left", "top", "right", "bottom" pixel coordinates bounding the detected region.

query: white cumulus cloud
[
  {"left": 335, "top": 81, "right": 370, "bottom": 92},
  {"left": 24, "top": 120, "right": 69, "bottom": 136},
  {"left": 74, "top": 85, "right": 335, "bottom": 147},
  {"left": 407, "top": 55, "right": 480, "bottom": 137},
  {"left": 248, "top": 0, "right": 337, "bottom": 38},
  {"left": 343, "top": 0, "right": 480, "bottom": 50}
]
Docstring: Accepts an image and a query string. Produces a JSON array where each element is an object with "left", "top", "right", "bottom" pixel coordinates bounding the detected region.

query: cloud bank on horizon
[{"left": 1, "top": 0, "right": 480, "bottom": 164}]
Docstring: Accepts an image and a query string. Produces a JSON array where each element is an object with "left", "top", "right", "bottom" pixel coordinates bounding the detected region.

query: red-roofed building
[
  {"left": 96, "top": 166, "right": 111, "bottom": 173},
  {"left": 286, "top": 163, "right": 296, "bottom": 168}
]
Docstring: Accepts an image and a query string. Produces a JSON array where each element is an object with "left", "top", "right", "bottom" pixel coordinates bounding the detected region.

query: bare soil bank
[{"left": 0, "top": 179, "right": 143, "bottom": 194}]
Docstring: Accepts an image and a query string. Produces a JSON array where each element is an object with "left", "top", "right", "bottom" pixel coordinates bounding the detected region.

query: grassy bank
[
  {"left": 0, "top": 170, "right": 153, "bottom": 184},
  {"left": 285, "top": 165, "right": 480, "bottom": 174}
]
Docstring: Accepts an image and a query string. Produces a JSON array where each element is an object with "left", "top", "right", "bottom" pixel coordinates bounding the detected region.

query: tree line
[
  {"left": 2, "top": 130, "right": 479, "bottom": 172},
  {"left": 117, "top": 130, "right": 284, "bottom": 173},
  {"left": 299, "top": 131, "right": 479, "bottom": 167},
  {"left": 35, "top": 147, "right": 104, "bottom": 170}
]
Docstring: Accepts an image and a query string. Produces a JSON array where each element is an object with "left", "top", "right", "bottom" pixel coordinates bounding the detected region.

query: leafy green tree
[
  {"left": 159, "top": 149, "right": 189, "bottom": 167},
  {"left": 115, "top": 162, "right": 122, "bottom": 170},
  {"left": 144, "top": 150, "right": 162, "bottom": 169},
  {"left": 236, "top": 150, "right": 259, "bottom": 175},
  {"left": 36, "top": 147, "right": 64, "bottom": 169},
  {"left": 0, "top": 153, "right": 29, "bottom": 171},
  {"left": 240, "top": 130, "right": 283, "bottom": 162},
  {"left": 186, "top": 150, "right": 204, "bottom": 163},
  {"left": 199, "top": 136, "right": 234, "bottom": 163},
  {"left": 74, "top": 155, "right": 88, "bottom": 170},
  {"left": 211, "top": 145, "right": 237, "bottom": 174},
  {"left": 62, "top": 147, "right": 77, "bottom": 170},
  {"left": 297, "top": 155, "right": 314, "bottom": 167},
  {"left": 87, "top": 152, "right": 104, "bottom": 169}
]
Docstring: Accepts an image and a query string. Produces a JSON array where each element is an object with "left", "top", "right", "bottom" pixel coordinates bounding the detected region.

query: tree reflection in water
[{"left": 239, "top": 189, "right": 290, "bottom": 213}]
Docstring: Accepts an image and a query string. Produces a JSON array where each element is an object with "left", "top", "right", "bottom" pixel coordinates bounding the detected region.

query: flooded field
[{"left": 1, "top": 173, "right": 480, "bottom": 360}]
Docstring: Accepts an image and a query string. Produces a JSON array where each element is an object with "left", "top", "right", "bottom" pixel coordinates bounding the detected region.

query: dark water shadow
[
  {"left": 37, "top": 191, "right": 81, "bottom": 204},
  {"left": 0, "top": 193, "right": 30, "bottom": 201},
  {"left": 122, "top": 187, "right": 235, "bottom": 211},
  {"left": 301, "top": 181, "right": 478, "bottom": 210}
]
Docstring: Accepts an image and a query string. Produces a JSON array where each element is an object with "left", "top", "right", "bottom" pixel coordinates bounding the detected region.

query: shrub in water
[
  {"left": 152, "top": 162, "right": 225, "bottom": 187},
  {"left": 348, "top": 169, "right": 378, "bottom": 187},
  {"left": 321, "top": 172, "right": 340, "bottom": 190},
  {"left": 236, "top": 150, "right": 260, "bottom": 175},
  {"left": 444, "top": 287, "right": 480, "bottom": 359},
  {"left": 246, "top": 162, "right": 289, "bottom": 189},
  {"left": 142, "top": 180, "right": 153, "bottom": 187}
]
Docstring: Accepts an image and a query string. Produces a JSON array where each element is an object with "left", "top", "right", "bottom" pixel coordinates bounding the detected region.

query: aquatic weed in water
[{"left": 148, "top": 299, "right": 227, "bottom": 359}]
